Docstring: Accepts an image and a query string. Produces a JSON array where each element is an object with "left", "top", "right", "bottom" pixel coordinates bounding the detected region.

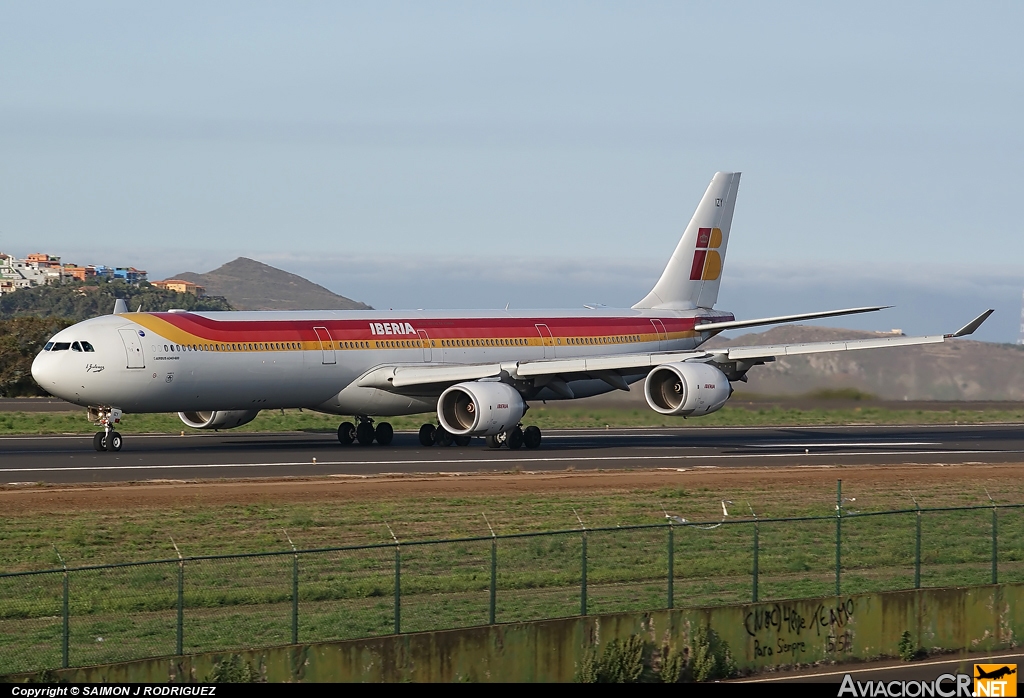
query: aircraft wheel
[
  {"left": 418, "top": 424, "right": 436, "bottom": 447},
  {"left": 106, "top": 431, "right": 123, "bottom": 452},
  {"left": 453, "top": 435, "right": 471, "bottom": 447},
  {"left": 356, "top": 422, "right": 375, "bottom": 445},
  {"left": 434, "top": 426, "right": 453, "bottom": 447},
  {"left": 93, "top": 432, "right": 106, "bottom": 452},
  {"left": 375, "top": 422, "right": 394, "bottom": 446},
  {"left": 485, "top": 435, "right": 501, "bottom": 449},
  {"left": 523, "top": 426, "right": 542, "bottom": 449},
  {"left": 337, "top": 422, "right": 355, "bottom": 445},
  {"left": 507, "top": 426, "right": 524, "bottom": 450}
]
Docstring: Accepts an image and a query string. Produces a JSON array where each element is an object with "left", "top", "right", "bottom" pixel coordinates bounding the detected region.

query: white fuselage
[{"left": 30, "top": 308, "right": 730, "bottom": 417}]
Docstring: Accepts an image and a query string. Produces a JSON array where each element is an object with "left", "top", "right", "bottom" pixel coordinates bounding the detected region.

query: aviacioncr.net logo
[{"left": 838, "top": 673, "right": 973, "bottom": 697}]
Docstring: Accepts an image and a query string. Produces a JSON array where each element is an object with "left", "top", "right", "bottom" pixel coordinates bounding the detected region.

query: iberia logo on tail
[{"left": 690, "top": 227, "right": 723, "bottom": 281}]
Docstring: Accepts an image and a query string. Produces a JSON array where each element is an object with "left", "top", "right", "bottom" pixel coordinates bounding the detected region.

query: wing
[{"left": 356, "top": 310, "right": 994, "bottom": 396}]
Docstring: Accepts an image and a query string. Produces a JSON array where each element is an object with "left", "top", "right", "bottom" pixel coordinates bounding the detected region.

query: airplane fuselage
[{"left": 31, "top": 307, "right": 733, "bottom": 416}]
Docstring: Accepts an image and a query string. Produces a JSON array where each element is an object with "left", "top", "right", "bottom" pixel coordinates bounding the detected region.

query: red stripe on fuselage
[{"left": 145, "top": 312, "right": 734, "bottom": 343}]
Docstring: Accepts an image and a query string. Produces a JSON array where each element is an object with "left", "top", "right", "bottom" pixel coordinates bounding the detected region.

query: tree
[
  {"left": 0, "top": 280, "right": 232, "bottom": 322},
  {"left": 0, "top": 317, "right": 73, "bottom": 396}
]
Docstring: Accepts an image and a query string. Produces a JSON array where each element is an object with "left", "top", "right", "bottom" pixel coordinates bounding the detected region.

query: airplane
[
  {"left": 976, "top": 666, "right": 1017, "bottom": 680},
  {"left": 30, "top": 172, "right": 993, "bottom": 453}
]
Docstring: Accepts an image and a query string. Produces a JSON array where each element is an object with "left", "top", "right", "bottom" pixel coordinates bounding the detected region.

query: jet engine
[
  {"left": 644, "top": 362, "right": 732, "bottom": 416},
  {"left": 437, "top": 381, "right": 526, "bottom": 436},
  {"left": 178, "top": 410, "right": 261, "bottom": 430}
]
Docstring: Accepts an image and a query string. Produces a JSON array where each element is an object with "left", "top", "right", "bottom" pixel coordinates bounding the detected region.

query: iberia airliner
[{"left": 31, "top": 172, "right": 992, "bottom": 452}]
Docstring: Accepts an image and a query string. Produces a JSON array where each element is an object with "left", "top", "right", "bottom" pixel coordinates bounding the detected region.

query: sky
[{"left": 1, "top": 2, "right": 1022, "bottom": 341}]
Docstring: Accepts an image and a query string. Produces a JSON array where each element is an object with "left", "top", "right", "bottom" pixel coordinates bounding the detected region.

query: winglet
[
  {"left": 112, "top": 299, "right": 128, "bottom": 315},
  {"left": 945, "top": 309, "right": 994, "bottom": 338}
]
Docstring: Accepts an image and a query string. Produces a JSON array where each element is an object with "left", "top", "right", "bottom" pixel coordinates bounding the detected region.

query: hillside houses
[{"left": 0, "top": 252, "right": 147, "bottom": 295}]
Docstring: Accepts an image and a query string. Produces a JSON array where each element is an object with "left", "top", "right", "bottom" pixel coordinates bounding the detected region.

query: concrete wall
[{"left": 9, "top": 584, "right": 1023, "bottom": 683}]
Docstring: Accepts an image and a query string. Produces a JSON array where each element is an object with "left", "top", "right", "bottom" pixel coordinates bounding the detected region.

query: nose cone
[{"left": 31, "top": 351, "right": 55, "bottom": 392}]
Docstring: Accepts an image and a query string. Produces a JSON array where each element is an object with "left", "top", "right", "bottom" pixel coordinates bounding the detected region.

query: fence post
[
  {"left": 484, "top": 514, "right": 497, "bottom": 626},
  {"left": 572, "top": 509, "right": 588, "bottom": 616},
  {"left": 915, "top": 508, "right": 922, "bottom": 589},
  {"left": 177, "top": 561, "right": 184, "bottom": 654},
  {"left": 281, "top": 530, "right": 299, "bottom": 645},
  {"left": 53, "top": 545, "right": 69, "bottom": 669},
  {"left": 490, "top": 538, "right": 497, "bottom": 625},
  {"left": 171, "top": 538, "right": 184, "bottom": 656},
  {"left": 581, "top": 531, "right": 588, "bottom": 616},
  {"left": 992, "top": 505, "right": 998, "bottom": 585},
  {"left": 386, "top": 523, "right": 400, "bottom": 635},
  {"left": 752, "top": 521, "right": 760, "bottom": 603},
  {"left": 667, "top": 524, "right": 674, "bottom": 610},
  {"left": 62, "top": 569, "right": 69, "bottom": 669},
  {"left": 292, "top": 554, "right": 299, "bottom": 644},
  {"left": 835, "top": 479, "right": 842, "bottom": 597}
]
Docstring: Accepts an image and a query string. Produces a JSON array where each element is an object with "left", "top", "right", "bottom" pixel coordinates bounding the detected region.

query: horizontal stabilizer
[{"left": 694, "top": 305, "right": 889, "bottom": 333}]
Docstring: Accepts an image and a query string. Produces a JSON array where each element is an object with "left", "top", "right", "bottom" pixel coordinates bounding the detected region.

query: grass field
[
  {"left": 1, "top": 402, "right": 1023, "bottom": 435},
  {"left": 2, "top": 470, "right": 1023, "bottom": 675}
]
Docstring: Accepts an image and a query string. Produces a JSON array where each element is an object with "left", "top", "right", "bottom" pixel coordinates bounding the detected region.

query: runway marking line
[
  {"left": 737, "top": 651, "right": 1024, "bottom": 682},
  {"left": 0, "top": 422, "right": 1017, "bottom": 443},
  {"left": 1, "top": 449, "right": 1022, "bottom": 474}
]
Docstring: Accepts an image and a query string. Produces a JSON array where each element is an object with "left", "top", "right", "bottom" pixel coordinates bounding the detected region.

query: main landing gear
[
  {"left": 89, "top": 407, "right": 123, "bottom": 452},
  {"left": 337, "top": 417, "right": 394, "bottom": 446},
  {"left": 418, "top": 424, "right": 471, "bottom": 448},
  {"left": 484, "top": 425, "right": 542, "bottom": 450}
]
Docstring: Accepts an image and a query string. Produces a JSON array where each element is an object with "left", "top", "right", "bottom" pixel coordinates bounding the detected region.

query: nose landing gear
[{"left": 89, "top": 407, "right": 123, "bottom": 452}]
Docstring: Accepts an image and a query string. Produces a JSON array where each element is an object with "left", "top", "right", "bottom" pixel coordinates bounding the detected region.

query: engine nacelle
[
  {"left": 178, "top": 410, "right": 260, "bottom": 430},
  {"left": 438, "top": 381, "right": 526, "bottom": 436},
  {"left": 644, "top": 362, "right": 732, "bottom": 417}
]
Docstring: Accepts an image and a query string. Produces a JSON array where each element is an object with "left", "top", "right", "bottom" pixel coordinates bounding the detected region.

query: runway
[{"left": 1, "top": 423, "right": 1022, "bottom": 484}]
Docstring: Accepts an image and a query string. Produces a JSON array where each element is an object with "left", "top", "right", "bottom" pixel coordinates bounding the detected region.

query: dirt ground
[{"left": 3, "top": 463, "right": 1023, "bottom": 514}]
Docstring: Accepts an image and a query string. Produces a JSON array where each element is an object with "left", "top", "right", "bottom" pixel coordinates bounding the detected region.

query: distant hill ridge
[
  {"left": 173, "top": 258, "right": 372, "bottom": 311},
  {"left": 704, "top": 325, "right": 1024, "bottom": 401}
]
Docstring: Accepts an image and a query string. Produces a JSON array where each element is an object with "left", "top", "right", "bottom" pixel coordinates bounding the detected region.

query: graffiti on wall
[{"left": 743, "top": 598, "right": 855, "bottom": 660}]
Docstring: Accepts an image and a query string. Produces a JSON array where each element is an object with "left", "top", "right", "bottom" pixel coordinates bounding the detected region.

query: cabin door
[{"left": 313, "top": 327, "right": 336, "bottom": 365}]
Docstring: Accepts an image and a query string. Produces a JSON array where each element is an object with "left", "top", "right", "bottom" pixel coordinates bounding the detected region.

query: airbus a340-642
[{"left": 31, "top": 172, "right": 992, "bottom": 452}]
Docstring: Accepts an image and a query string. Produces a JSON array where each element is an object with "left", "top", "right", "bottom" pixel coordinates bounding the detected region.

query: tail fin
[{"left": 633, "top": 171, "right": 741, "bottom": 310}]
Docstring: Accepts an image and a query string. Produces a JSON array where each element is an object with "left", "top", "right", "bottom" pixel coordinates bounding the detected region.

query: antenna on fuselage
[{"left": 112, "top": 299, "right": 128, "bottom": 315}]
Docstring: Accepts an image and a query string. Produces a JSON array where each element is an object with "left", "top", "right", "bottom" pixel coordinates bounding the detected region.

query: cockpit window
[
  {"left": 72, "top": 342, "right": 83, "bottom": 352},
  {"left": 44, "top": 342, "right": 54, "bottom": 351},
  {"left": 80, "top": 341, "right": 95, "bottom": 352},
  {"left": 50, "top": 342, "right": 71, "bottom": 351}
]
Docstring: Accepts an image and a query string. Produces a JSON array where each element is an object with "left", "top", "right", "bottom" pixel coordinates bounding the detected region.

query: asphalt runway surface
[{"left": 1, "top": 423, "right": 1022, "bottom": 484}]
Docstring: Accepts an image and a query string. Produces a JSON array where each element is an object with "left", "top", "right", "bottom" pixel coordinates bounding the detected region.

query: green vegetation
[
  {"left": 0, "top": 402, "right": 1021, "bottom": 435},
  {"left": 0, "top": 280, "right": 232, "bottom": 322},
  {"left": 575, "top": 630, "right": 732, "bottom": 683},
  {"left": 1, "top": 477, "right": 1022, "bottom": 674},
  {"left": 0, "top": 282, "right": 233, "bottom": 397},
  {"left": 0, "top": 317, "right": 72, "bottom": 397}
]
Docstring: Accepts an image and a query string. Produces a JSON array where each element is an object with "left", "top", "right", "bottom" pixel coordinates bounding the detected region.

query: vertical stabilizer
[{"left": 633, "top": 171, "right": 741, "bottom": 310}]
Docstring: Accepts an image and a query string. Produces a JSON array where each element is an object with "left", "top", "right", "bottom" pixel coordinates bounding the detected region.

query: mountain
[
  {"left": 172, "top": 258, "right": 372, "bottom": 311},
  {"left": 704, "top": 325, "right": 1024, "bottom": 401}
]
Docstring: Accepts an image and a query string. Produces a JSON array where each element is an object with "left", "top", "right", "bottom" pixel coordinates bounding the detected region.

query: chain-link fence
[{"left": 2, "top": 486, "right": 1022, "bottom": 675}]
